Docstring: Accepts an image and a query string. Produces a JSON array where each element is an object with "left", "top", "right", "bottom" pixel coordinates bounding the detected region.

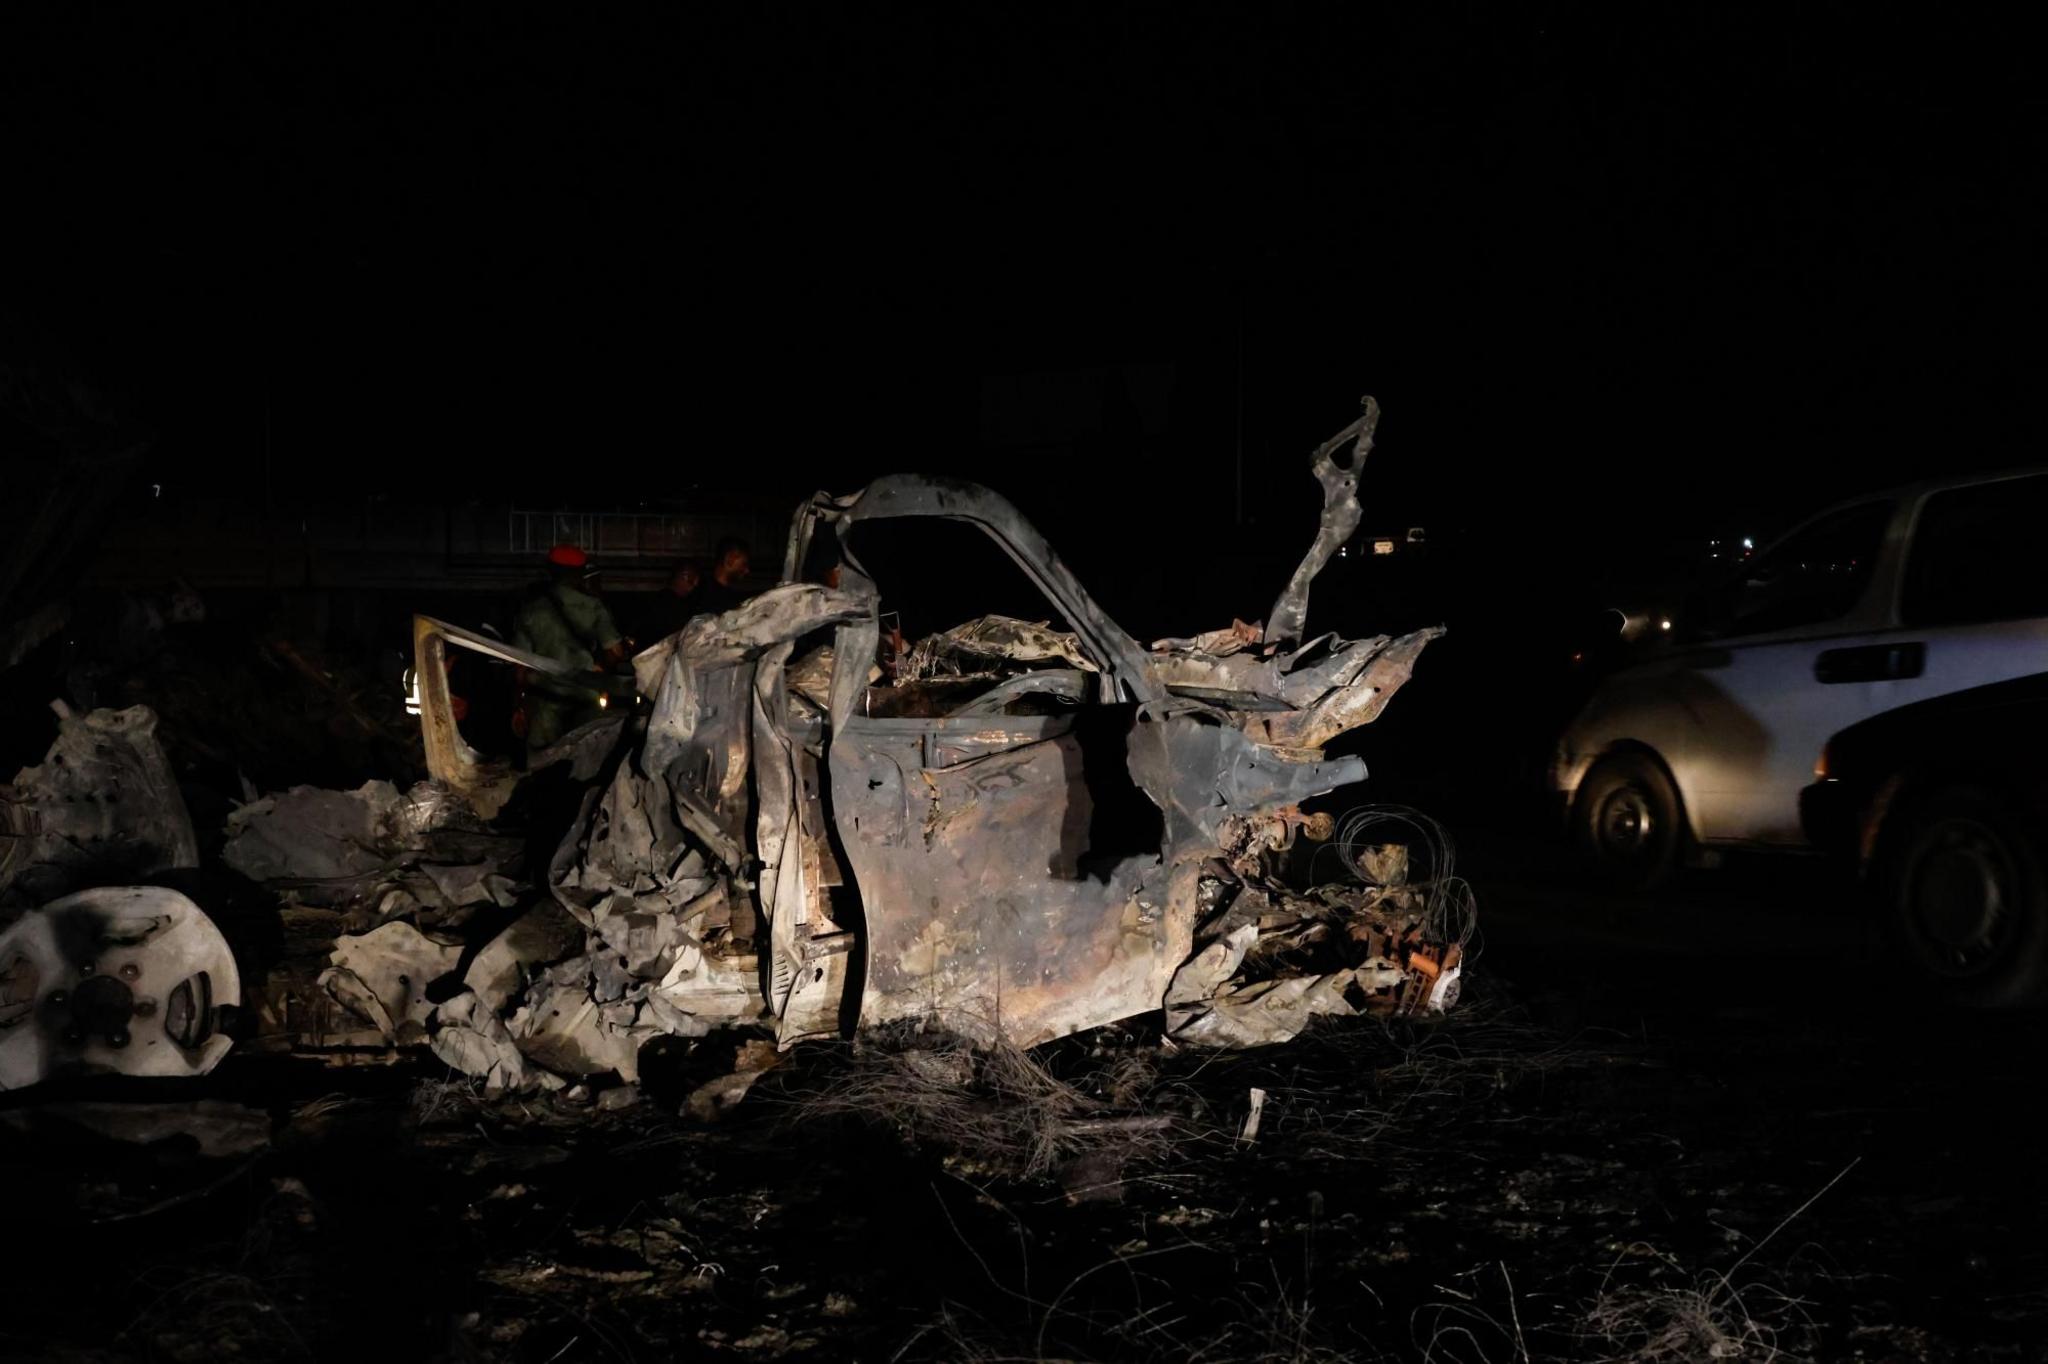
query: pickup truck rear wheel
[
  {"left": 1573, "top": 751, "right": 1683, "bottom": 891},
  {"left": 1878, "top": 785, "right": 2048, "bottom": 1007}
]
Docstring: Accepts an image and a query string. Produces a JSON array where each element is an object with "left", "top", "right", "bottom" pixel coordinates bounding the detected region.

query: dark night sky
[{"left": 3, "top": 6, "right": 2040, "bottom": 618}]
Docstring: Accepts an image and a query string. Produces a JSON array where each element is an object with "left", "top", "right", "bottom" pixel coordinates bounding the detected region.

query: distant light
[
  {"left": 151, "top": 483, "right": 162, "bottom": 498},
  {"left": 1659, "top": 618, "right": 1672, "bottom": 631},
  {"left": 1742, "top": 537, "right": 1754, "bottom": 550},
  {"left": 597, "top": 692, "right": 610, "bottom": 709},
  {"left": 1372, "top": 539, "right": 1396, "bottom": 556}
]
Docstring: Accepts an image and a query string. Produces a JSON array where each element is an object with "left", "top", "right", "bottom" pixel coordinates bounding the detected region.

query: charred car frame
[{"left": 413, "top": 397, "right": 1464, "bottom": 1077}]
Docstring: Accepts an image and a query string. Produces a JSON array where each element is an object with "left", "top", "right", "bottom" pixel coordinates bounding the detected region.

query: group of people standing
[{"left": 504, "top": 537, "right": 754, "bottom": 750}]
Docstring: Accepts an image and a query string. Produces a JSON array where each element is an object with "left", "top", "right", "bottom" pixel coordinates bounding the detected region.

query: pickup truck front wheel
[
  {"left": 1573, "top": 751, "right": 1683, "bottom": 892},
  {"left": 1878, "top": 785, "right": 2048, "bottom": 1007}
]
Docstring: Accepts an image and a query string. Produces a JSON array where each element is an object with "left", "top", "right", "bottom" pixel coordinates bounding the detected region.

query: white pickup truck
[{"left": 1553, "top": 466, "right": 2048, "bottom": 889}]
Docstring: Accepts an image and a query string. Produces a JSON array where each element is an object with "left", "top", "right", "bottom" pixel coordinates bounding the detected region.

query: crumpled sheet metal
[
  {"left": 1150, "top": 618, "right": 1263, "bottom": 657},
  {"left": 447, "top": 415, "right": 1462, "bottom": 1087},
  {"left": 787, "top": 433, "right": 1451, "bottom": 1053},
  {"left": 223, "top": 779, "right": 524, "bottom": 927},
  {"left": 463, "top": 897, "right": 586, "bottom": 1014},
  {"left": 438, "top": 584, "right": 868, "bottom": 1090},
  {"left": 224, "top": 782, "right": 413, "bottom": 888},
  {"left": 838, "top": 716, "right": 1180, "bottom": 1048},
  {"left": 1164, "top": 879, "right": 1468, "bottom": 1048},
  {"left": 900, "top": 614, "right": 1101, "bottom": 679},
  {"left": 0, "top": 886, "right": 240, "bottom": 1090},
  {"left": 431, "top": 990, "right": 556, "bottom": 1096},
  {"left": 1264, "top": 396, "right": 1376, "bottom": 648},
  {"left": 317, "top": 921, "right": 460, "bottom": 1045},
  {"left": 0, "top": 706, "right": 198, "bottom": 907},
  {"left": 561, "top": 585, "right": 865, "bottom": 907},
  {"left": 1146, "top": 626, "right": 1445, "bottom": 750}
]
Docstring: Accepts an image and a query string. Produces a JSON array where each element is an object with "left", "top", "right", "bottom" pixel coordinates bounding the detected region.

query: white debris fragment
[{"left": 1240, "top": 1088, "right": 1268, "bottom": 1144}]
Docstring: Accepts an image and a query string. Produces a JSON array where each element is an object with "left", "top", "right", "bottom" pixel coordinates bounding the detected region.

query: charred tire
[
  {"left": 1876, "top": 785, "right": 2048, "bottom": 1008},
  {"left": 1572, "top": 751, "right": 1683, "bottom": 892}
]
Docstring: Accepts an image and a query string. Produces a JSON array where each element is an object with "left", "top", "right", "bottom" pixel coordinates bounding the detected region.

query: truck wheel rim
[{"left": 1905, "top": 816, "right": 2016, "bottom": 976}]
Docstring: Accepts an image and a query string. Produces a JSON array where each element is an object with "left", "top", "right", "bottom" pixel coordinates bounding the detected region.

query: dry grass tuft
[
  {"left": 896, "top": 1270, "right": 1376, "bottom": 1364},
  {"left": 412, "top": 1074, "right": 490, "bottom": 1124},
  {"left": 1571, "top": 1159, "right": 1853, "bottom": 1362},
  {"left": 1243, "top": 975, "right": 1590, "bottom": 1170},
  {"left": 784, "top": 1024, "right": 1178, "bottom": 1180},
  {"left": 126, "top": 1267, "right": 313, "bottom": 1362},
  {"left": 1575, "top": 1244, "right": 1812, "bottom": 1363}
]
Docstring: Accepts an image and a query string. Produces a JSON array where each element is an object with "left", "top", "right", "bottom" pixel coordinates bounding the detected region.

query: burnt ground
[{"left": 3, "top": 834, "right": 2043, "bottom": 1364}]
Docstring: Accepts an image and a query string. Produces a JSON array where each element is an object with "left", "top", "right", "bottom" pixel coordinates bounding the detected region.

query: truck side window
[
  {"left": 1725, "top": 500, "right": 1891, "bottom": 635},
  {"left": 1902, "top": 475, "right": 2048, "bottom": 627}
]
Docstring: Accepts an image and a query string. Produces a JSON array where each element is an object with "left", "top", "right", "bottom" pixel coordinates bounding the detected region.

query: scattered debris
[
  {"left": 0, "top": 704, "right": 198, "bottom": 907},
  {"left": 788, "top": 1027, "right": 1175, "bottom": 1180},
  {"left": 420, "top": 398, "right": 1467, "bottom": 1092},
  {"left": 222, "top": 778, "right": 523, "bottom": 928},
  {"left": 684, "top": 1037, "right": 783, "bottom": 1122},
  {"left": 1166, "top": 873, "right": 1469, "bottom": 1048},
  {"left": 318, "top": 920, "right": 461, "bottom": 1045},
  {"left": 0, "top": 1099, "right": 270, "bottom": 1160},
  {"left": 1239, "top": 1087, "right": 1267, "bottom": 1144},
  {"left": 0, "top": 399, "right": 1464, "bottom": 1125},
  {"left": 462, "top": 897, "right": 585, "bottom": 1013},
  {"left": 897, "top": 612, "right": 1102, "bottom": 681},
  {"left": 431, "top": 989, "right": 556, "bottom": 1095}
]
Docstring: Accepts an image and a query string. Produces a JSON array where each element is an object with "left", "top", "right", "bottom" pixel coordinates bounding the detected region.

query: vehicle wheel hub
[
  {"left": 1908, "top": 818, "right": 2014, "bottom": 974},
  {"left": 1597, "top": 785, "right": 1655, "bottom": 860}
]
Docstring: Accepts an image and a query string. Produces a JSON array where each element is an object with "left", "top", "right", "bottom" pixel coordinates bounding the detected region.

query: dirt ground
[{"left": 4, "top": 833, "right": 2043, "bottom": 1364}]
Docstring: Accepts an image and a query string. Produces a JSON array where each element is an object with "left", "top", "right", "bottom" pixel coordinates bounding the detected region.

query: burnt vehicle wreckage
[{"left": 0, "top": 397, "right": 1469, "bottom": 1097}]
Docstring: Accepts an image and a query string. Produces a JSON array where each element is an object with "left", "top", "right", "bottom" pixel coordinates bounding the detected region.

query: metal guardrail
[
  {"left": 506, "top": 509, "right": 761, "bottom": 560},
  {"left": 91, "top": 498, "right": 778, "bottom": 591}
]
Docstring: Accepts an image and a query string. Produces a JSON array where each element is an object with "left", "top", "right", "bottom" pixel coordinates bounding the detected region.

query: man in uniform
[{"left": 510, "top": 544, "right": 628, "bottom": 752}]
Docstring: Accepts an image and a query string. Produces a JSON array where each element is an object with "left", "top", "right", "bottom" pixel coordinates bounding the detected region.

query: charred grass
[
  {"left": 4, "top": 969, "right": 2029, "bottom": 1362},
  {"left": 771, "top": 1020, "right": 1182, "bottom": 1182}
]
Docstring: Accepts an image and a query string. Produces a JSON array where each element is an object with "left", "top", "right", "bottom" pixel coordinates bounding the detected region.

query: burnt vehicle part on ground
[
  {"left": 413, "top": 397, "right": 1465, "bottom": 1086},
  {"left": 0, "top": 704, "right": 199, "bottom": 909},
  {"left": 221, "top": 778, "right": 526, "bottom": 931},
  {"left": 0, "top": 885, "right": 240, "bottom": 1090},
  {"left": 0, "top": 706, "right": 245, "bottom": 1090}
]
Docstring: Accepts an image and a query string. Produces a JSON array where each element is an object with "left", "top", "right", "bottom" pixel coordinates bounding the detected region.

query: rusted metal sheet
[
  {"left": 832, "top": 713, "right": 1171, "bottom": 1046},
  {"left": 1263, "top": 395, "right": 1376, "bottom": 648}
]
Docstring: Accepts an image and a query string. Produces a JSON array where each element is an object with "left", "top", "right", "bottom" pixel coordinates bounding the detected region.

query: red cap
[{"left": 546, "top": 543, "right": 588, "bottom": 569}]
